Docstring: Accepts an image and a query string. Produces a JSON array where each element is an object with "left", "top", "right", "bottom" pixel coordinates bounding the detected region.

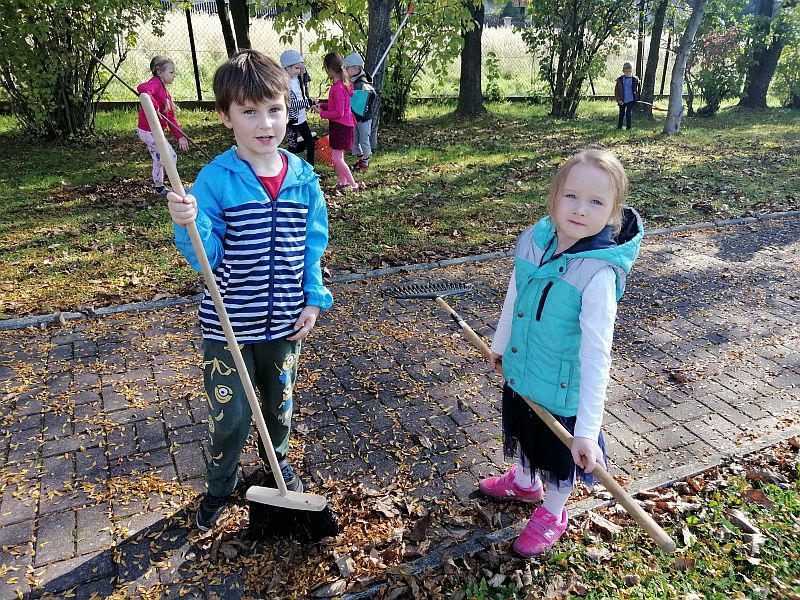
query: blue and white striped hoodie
[{"left": 174, "top": 148, "right": 333, "bottom": 343}]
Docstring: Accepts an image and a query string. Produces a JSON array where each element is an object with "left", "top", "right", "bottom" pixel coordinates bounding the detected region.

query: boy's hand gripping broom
[
  {"left": 383, "top": 282, "right": 677, "bottom": 554},
  {"left": 140, "top": 93, "right": 338, "bottom": 541}
]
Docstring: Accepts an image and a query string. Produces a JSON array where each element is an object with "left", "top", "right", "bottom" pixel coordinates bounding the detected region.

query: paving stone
[
  {"left": 661, "top": 398, "right": 712, "bottom": 422},
  {"left": 645, "top": 426, "right": 697, "bottom": 451},
  {"left": 0, "top": 554, "right": 32, "bottom": 598},
  {"left": 173, "top": 441, "right": 207, "bottom": 483},
  {"left": 75, "top": 503, "right": 113, "bottom": 555},
  {"left": 0, "top": 485, "right": 37, "bottom": 526},
  {"left": 34, "top": 510, "right": 76, "bottom": 566}
]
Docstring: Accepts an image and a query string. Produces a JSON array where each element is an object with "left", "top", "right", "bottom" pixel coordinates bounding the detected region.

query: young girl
[
  {"left": 315, "top": 52, "right": 358, "bottom": 191},
  {"left": 136, "top": 56, "right": 189, "bottom": 195},
  {"left": 280, "top": 49, "right": 316, "bottom": 166},
  {"left": 480, "top": 149, "right": 643, "bottom": 558}
]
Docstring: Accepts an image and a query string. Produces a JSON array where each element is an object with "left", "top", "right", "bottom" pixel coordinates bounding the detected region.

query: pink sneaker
[
  {"left": 478, "top": 465, "right": 543, "bottom": 503},
  {"left": 513, "top": 506, "right": 568, "bottom": 558}
]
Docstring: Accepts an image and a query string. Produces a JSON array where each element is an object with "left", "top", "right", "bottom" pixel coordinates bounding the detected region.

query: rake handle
[
  {"left": 139, "top": 93, "right": 289, "bottom": 496},
  {"left": 435, "top": 296, "right": 676, "bottom": 553}
]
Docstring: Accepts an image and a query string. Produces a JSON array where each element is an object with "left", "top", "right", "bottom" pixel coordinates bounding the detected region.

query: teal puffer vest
[{"left": 502, "top": 208, "right": 643, "bottom": 416}]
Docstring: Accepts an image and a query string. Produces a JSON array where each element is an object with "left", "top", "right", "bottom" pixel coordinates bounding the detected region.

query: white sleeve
[
  {"left": 491, "top": 269, "right": 517, "bottom": 355},
  {"left": 574, "top": 267, "right": 618, "bottom": 440}
]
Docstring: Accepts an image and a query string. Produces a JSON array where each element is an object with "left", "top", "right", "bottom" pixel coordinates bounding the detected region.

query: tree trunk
[
  {"left": 366, "top": 0, "right": 393, "bottom": 149},
  {"left": 663, "top": 0, "right": 707, "bottom": 135},
  {"left": 635, "top": 0, "right": 645, "bottom": 78},
  {"left": 229, "top": 0, "right": 251, "bottom": 50},
  {"left": 215, "top": 0, "right": 237, "bottom": 57},
  {"left": 456, "top": 1, "right": 486, "bottom": 115},
  {"left": 641, "top": 0, "right": 668, "bottom": 119},
  {"left": 738, "top": 0, "right": 785, "bottom": 109}
]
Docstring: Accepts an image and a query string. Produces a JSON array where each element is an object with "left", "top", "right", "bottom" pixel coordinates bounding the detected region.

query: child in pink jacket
[
  {"left": 136, "top": 56, "right": 189, "bottom": 195},
  {"left": 315, "top": 52, "right": 358, "bottom": 191}
]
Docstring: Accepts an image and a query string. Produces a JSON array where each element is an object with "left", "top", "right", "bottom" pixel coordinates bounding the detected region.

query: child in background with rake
[
  {"left": 165, "top": 50, "right": 333, "bottom": 531},
  {"left": 313, "top": 52, "right": 358, "bottom": 192},
  {"left": 280, "top": 49, "right": 317, "bottom": 166},
  {"left": 136, "top": 56, "right": 189, "bottom": 195},
  {"left": 480, "top": 148, "right": 643, "bottom": 557}
]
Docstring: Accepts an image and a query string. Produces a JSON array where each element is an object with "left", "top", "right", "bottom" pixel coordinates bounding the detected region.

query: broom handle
[
  {"left": 139, "top": 93, "right": 289, "bottom": 496},
  {"left": 434, "top": 296, "right": 677, "bottom": 553}
]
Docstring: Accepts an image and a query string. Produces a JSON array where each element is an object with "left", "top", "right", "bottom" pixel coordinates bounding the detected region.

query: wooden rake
[
  {"left": 383, "top": 281, "right": 676, "bottom": 553},
  {"left": 139, "top": 93, "right": 337, "bottom": 540}
]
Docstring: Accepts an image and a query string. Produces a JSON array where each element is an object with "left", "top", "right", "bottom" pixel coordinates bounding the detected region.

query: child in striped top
[{"left": 165, "top": 50, "right": 333, "bottom": 532}]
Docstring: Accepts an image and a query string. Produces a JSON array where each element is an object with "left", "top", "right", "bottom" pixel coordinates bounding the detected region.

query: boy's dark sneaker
[
  {"left": 195, "top": 493, "right": 228, "bottom": 531},
  {"left": 355, "top": 159, "right": 370, "bottom": 171},
  {"left": 264, "top": 458, "right": 304, "bottom": 492}
]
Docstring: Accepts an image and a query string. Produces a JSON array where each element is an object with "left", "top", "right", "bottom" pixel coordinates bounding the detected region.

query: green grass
[
  {"left": 0, "top": 100, "right": 798, "bottom": 317},
  {"left": 448, "top": 442, "right": 800, "bottom": 599}
]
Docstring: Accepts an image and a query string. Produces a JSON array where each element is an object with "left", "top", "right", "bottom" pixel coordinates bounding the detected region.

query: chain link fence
[{"left": 104, "top": 4, "right": 672, "bottom": 103}]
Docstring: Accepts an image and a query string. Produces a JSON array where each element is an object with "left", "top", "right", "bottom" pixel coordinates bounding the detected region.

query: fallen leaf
[
  {"left": 726, "top": 509, "right": 760, "bottom": 534},
  {"left": 309, "top": 579, "right": 347, "bottom": 597},
  {"left": 587, "top": 511, "right": 623, "bottom": 540},
  {"left": 406, "top": 513, "right": 432, "bottom": 542},
  {"left": 742, "top": 489, "right": 775, "bottom": 509},
  {"left": 335, "top": 554, "right": 355, "bottom": 578},
  {"left": 673, "top": 557, "right": 695, "bottom": 571},
  {"left": 584, "top": 546, "right": 612, "bottom": 563}
]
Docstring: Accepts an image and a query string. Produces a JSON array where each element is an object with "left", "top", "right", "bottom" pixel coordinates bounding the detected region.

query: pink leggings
[
  {"left": 330, "top": 148, "right": 357, "bottom": 187},
  {"left": 137, "top": 128, "right": 176, "bottom": 187}
]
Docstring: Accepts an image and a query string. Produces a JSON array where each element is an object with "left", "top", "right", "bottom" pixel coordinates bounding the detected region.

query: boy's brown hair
[
  {"left": 213, "top": 50, "right": 290, "bottom": 114},
  {"left": 547, "top": 149, "right": 629, "bottom": 236}
]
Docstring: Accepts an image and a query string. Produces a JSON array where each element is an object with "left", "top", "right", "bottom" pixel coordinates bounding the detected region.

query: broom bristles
[{"left": 247, "top": 501, "right": 339, "bottom": 542}]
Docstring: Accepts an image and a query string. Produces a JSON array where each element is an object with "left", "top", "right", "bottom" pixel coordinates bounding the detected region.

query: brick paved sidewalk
[{"left": 0, "top": 217, "right": 798, "bottom": 598}]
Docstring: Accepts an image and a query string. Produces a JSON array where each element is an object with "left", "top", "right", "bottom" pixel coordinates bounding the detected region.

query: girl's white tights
[
  {"left": 542, "top": 483, "right": 572, "bottom": 517},
  {"left": 137, "top": 128, "right": 175, "bottom": 188},
  {"left": 514, "top": 459, "right": 573, "bottom": 517},
  {"left": 330, "top": 148, "right": 357, "bottom": 187},
  {"left": 513, "top": 462, "right": 539, "bottom": 489}
]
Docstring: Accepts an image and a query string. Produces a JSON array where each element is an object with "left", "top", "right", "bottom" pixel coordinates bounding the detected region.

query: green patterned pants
[{"left": 202, "top": 337, "right": 301, "bottom": 497}]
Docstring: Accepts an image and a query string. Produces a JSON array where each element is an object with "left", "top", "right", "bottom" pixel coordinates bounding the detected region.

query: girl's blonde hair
[
  {"left": 547, "top": 149, "right": 629, "bottom": 236},
  {"left": 323, "top": 52, "right": 351, "bottom": 88},
  {"left": 150, "top": 56, "right": 174, "bottom": 77}
]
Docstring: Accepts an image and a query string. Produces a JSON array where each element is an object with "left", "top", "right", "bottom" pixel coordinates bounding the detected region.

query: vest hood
[{"left": 536, "top": 206, "right": 644, "bottom": 275}]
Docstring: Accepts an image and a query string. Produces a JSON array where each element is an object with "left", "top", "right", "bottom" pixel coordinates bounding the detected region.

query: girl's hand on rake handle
[
  {"left": 571, "top": 436, "right": 605, "bottom": 474},
  {"left": 177, "top": 137, "right": 190, "bottom": 152},
  {"left": 167, "top": 191, "right": 197, "bottom": 226}
]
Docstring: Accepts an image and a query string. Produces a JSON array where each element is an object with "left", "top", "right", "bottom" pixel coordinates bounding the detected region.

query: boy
[
  {"left": 343, "top": 53, "right": 376, "bottom": 170},
  {"left": 166, "top": 50, "right": 333, "bottom": 531},
  {"left": 614, "top": 62, "right": 640, "bottom": 130}
]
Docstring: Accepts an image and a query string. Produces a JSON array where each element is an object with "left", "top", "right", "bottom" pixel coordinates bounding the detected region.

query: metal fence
[{"left": 104, "top": 4, "right": 672, "bottom": 103}]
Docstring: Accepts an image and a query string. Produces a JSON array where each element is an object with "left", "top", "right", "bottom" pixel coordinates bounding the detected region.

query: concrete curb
[
  {"left": 1, "top": 210, "right": 797, "bottom": 332},
  {"left": 341, "top": 423, "right": 800, "bottom": 600}
]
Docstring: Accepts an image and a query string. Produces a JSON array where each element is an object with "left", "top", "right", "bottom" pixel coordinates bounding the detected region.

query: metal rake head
[{"left": 381, "top": 281, "right": 472, "bottom": 300}]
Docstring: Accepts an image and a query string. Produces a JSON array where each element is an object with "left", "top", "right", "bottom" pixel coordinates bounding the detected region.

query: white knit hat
[
  {"left": 344, "top": 53, "right": 364, "bottom": 68},
  {"left": 279, "top": 50, "right": 303, "bottom": 68}
]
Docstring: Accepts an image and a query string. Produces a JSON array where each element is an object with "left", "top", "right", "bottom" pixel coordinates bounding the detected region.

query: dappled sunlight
[{"left": 0, "top": 102, "right": 798, "bottom": 316}]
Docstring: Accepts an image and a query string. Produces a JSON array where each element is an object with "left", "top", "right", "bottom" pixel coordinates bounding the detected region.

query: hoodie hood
[{"left": 209, "top": 147, "right": 318, "bottom": 188}]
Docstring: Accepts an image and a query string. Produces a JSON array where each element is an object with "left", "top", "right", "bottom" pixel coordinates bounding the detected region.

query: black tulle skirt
[{"left": 501, "top": 383, "right": 606, "bottom": 490}]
